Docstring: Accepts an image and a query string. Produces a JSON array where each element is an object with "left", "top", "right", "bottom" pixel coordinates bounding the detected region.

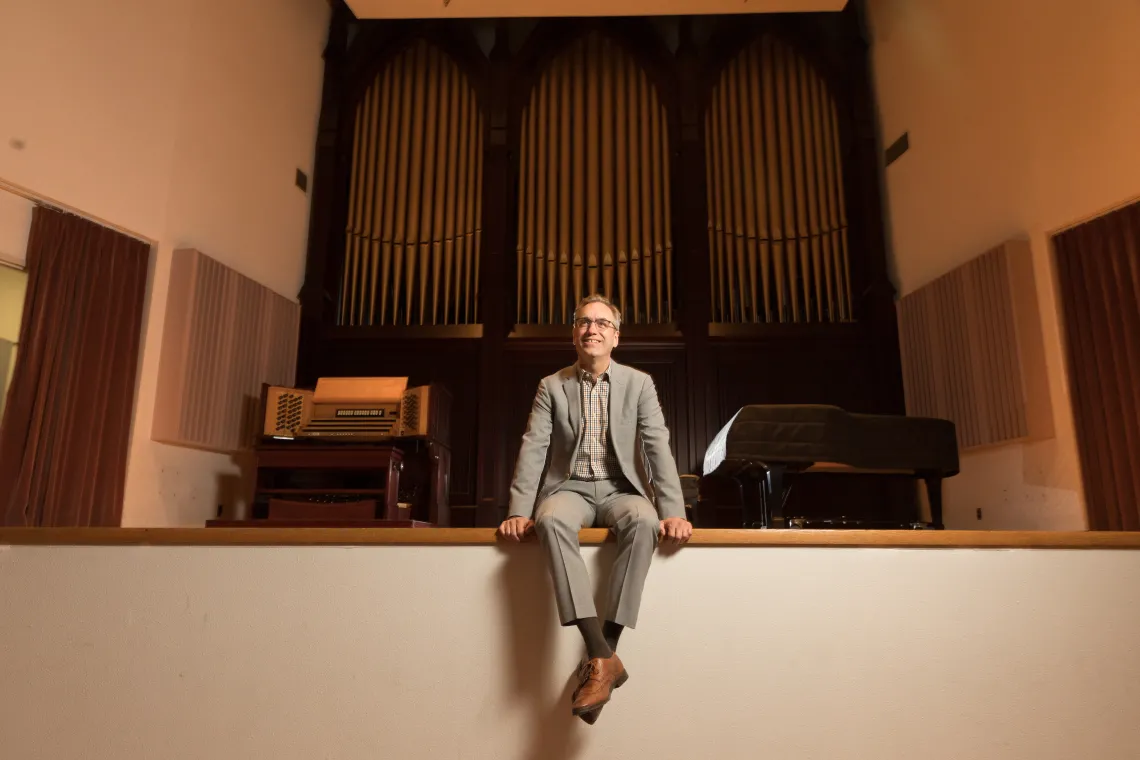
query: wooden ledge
[{"left": 2, "top": 528, "right": 1140, "bottom": 549}]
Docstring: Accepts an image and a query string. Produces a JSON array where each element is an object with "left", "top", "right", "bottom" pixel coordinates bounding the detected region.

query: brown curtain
[
  {"left": 0, "top": 205, "right": 149, "bottom": 526},
  {"left": 1053, "top": 200, "right": 1140, "bottom": 531}
]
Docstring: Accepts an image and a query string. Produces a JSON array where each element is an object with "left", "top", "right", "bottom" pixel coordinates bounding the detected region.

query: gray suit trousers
[{"left": 534, "top": 477, "right": 660, "bottom": 629}]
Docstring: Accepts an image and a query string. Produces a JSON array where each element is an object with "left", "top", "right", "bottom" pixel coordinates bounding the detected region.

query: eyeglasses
[{"left": 573, "top": 317, "right": 616, "bottom": 331}]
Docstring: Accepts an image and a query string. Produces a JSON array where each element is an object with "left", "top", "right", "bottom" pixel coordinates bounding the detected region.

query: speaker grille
[{"left": 401, "top": 391, "right": 421, "bottom": 435}]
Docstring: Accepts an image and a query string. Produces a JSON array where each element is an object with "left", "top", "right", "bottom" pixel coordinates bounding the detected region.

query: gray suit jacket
[{"left": 507, "top": 360, "right": 685, "bottom": 521}]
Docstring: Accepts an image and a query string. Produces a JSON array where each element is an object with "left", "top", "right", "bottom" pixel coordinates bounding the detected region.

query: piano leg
[
  {"left": 921, "top": 472, "right": 945, "bottom": 529},
  {"left": 737, "top": 463, "right": 788, "bottom": 529},
  {"left": 738, "top": 470, "right": 764, "bottom": 529},
  {"left": 764, "top": 464, "right": 786, "bottom": 529}
]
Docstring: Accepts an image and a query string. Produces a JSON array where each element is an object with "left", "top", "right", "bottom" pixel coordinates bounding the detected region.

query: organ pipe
[
  {"left": 705, "top": 34, "right": 852, "bottom": 324},
  {"left": 516, "top": 32, "right": 674, "bottom": 326},
  {"left": 339, "top": 39, "right": 484, "bottom": 327}
]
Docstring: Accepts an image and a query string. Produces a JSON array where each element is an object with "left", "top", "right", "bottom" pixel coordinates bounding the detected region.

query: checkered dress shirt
[{"left": 571, "top": 366, "right": 621, "bottom": 480}]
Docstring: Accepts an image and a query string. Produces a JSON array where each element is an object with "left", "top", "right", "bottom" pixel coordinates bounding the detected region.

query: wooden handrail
[{"left": 2, "top": 527, "right": 1139, "bottom": 549}]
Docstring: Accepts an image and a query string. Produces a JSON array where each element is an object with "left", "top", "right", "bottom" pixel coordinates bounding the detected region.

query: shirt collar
[{"left": 577, "top": 364, "right": 609, "bottom": 384}]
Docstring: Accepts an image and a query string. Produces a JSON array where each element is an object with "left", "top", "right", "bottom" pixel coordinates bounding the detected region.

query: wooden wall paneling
[
  {"left": 499, "top": 345, "right": 576, "bottom": 524},
  {"left": 708, "top": 331, "right": 874, "bottom": 425},
  {"left": 842, "top": 1, "right": 905, "bottom": 415},
  {"left": 298, "top": 3, "right": 352, "bottom": 384},
  {"left": 475, "top": 21, "right": 512, "bottom": 525},
  {"left": 619, "top": 344, "right": 690, "bottom": 474},
  {"left": 674, "top": 18, "right": 716, "bottom": 466}
]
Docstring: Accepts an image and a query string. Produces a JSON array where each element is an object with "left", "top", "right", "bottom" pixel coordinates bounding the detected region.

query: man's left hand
[{"left": 658, "top": 517, "right": 693, "bottom": 545}]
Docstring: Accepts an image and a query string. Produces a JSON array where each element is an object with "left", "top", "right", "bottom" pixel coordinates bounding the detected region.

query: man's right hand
[{"left": 498, "top": 516, "right": 535, "bottom": 542}]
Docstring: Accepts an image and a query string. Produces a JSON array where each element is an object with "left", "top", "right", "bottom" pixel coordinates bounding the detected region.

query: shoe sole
[{"left": 572, "top": 669, "right": 629, "bottom": 716}]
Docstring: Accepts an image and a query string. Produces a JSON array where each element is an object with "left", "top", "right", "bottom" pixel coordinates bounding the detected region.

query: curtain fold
[
  {"left": 1053, "top": 200, "right": 1140, "bottom": 531},
  {"left": 0, "top": 206, "right": 149, "bottom": 527}
]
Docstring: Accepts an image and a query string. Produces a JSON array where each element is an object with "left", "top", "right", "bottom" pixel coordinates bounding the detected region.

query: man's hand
[
  {"left": 658, "top": 516, "right": 693, "bottom": 545},
  {"left": 498, "top": 516, "right": 535, "bottom": 542}
]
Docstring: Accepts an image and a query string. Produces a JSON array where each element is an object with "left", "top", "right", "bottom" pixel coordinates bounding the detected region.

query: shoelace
[{"left": 575, "top": 660, "right": 596, "bottom": 682}]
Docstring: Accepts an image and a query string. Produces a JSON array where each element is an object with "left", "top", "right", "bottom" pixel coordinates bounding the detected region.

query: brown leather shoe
[
  {"left": 571, "top": 654, "right": 628, "bottom": 716},
  {"left": 572, "top": 658, "right": 589, "bottom": 702},
  {"left": 571, "top": 659, "right": 605, "bottom": 723},
  {"left": 578, "top": 706, "right": 603, "bottom": 725}
]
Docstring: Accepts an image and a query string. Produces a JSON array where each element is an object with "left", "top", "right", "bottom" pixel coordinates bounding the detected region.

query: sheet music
[{"left": 702, "top": 407, "right": 742, "bottom": 475}]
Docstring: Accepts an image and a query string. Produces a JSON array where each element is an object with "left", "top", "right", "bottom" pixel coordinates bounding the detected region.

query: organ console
[{"left": 207, "top": 378, "right": 453, "bottom": 528}]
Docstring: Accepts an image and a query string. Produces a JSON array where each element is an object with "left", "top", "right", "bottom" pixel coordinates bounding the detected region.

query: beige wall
[
  {"left": 0, "top": 0, "right": 330, "bottom": 525},
  {"left": 868, "top": 0, "right": 1140, "bottom": 529},
  {"left": 1, "top": 542, "right": 1138, "bottom": 758}
]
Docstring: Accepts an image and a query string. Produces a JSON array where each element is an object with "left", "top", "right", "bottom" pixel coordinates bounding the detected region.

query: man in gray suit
[{"left": 498, "top": 293, "right": 692, "bottom": 721}]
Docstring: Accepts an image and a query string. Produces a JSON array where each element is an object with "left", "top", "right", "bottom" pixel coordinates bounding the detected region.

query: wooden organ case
[
  {"left": 295, "top": 3, "right": 912, "bottom": 527},
  {"left": 209, "top": 380, "right": 453, "bottom": 528}
]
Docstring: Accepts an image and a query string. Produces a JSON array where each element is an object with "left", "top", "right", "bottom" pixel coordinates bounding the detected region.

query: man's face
[{"left": 572, "top": 302, "right": 620, "bottom": 362}]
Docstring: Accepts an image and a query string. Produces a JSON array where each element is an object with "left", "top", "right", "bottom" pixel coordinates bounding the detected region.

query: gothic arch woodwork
[
  {"left": 509, "top": 18, "right": 680, "bottom": 124},
  {"left": 342, "top": 22, "right": 490, "bottom": 112}
]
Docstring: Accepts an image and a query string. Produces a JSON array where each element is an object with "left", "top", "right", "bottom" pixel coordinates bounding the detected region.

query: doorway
[
  {"left": 0, "top": 186, "right": 32, "bottom": 424},
  {"left": 0, "top": 263, "right": 27, "bottom": 421}
]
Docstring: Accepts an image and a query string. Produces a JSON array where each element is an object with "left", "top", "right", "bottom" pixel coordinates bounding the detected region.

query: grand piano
[{"left": 698, "top": 405, "right": 959, "bottom": 529}]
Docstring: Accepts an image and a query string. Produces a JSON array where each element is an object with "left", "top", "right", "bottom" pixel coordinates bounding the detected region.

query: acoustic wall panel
[
  {"left": 896, "top": 238, "right": 1053, "bottom": 451},
  {"left": 152, "top": 248, "right": 299, "bottom": 453}
]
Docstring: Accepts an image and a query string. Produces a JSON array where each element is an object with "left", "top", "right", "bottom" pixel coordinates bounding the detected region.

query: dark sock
[
  {"left": 576, "top": 618, "right": 613, "bottom": 660},
  {"left": 602, "top": 620, "right": 624, "bottom": 652}
]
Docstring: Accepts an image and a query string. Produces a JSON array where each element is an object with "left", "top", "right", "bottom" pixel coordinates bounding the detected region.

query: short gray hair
[{"left": 573, "top": 293, "right": 622, "bottom": 330}]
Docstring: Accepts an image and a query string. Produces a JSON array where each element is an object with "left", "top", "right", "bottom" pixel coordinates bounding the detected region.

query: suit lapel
[
  {"left": 563, "top": 368, "right": 581, "bottom": 434},
  {"left": 608, "top": 360, "right": 628, "bottom": 421}
]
